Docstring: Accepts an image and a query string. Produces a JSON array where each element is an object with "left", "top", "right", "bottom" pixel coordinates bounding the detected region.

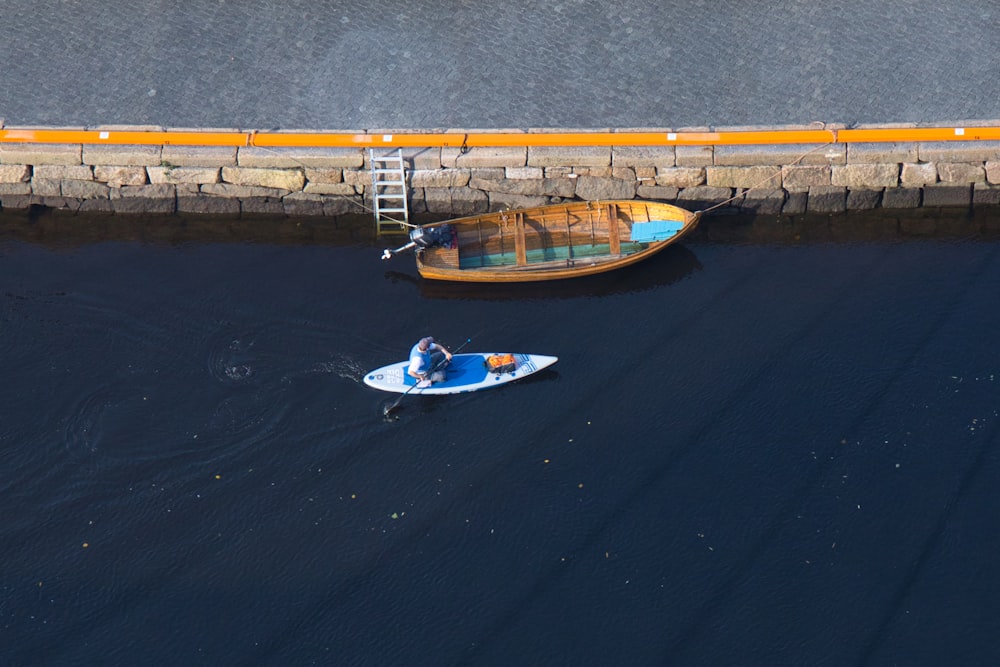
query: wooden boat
[{"left": 381, "top": 200, "right": 700, "bottom": 283}]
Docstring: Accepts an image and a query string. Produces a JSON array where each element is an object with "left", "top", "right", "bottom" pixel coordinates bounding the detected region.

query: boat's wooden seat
[
  {"left": 515, "top": 212, "right": 527, "bottom": 266},
  {"left": 607, "top": 203, "right": 621, "bottom": 255}
]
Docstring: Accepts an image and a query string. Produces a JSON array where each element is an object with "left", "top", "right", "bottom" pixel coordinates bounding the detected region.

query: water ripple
[{"left": 205, "top": 327, "right": 260, "bottom": 385}]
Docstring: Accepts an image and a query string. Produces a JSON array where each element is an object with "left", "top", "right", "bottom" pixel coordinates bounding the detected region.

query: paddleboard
[{"left": 364, "top": 353, "right": 558, "bottom": 395}]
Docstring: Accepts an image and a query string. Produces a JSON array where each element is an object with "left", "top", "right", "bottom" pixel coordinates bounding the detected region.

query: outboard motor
[{"left": 382, "top": 224, "right": 455, "bottom": 260}]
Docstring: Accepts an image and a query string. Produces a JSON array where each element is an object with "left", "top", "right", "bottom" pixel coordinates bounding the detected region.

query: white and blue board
[{"left": 364, "top": 353, "right": 558, "bottom": 395}]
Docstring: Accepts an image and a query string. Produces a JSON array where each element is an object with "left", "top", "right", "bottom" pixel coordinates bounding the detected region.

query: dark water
[{"left": 3, "top": 209, "right": 1000, "bottom": 666}]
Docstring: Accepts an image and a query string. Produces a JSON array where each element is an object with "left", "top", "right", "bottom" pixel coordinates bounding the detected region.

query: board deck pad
[
  {"left": 364, "top": 353, "right": 558, "bottom": 395},
  {"left": 402, "top": 354, "right": 488, "bottom": 387}
]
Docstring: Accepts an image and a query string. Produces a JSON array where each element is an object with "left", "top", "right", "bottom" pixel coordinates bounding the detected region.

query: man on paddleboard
[{"left": 408, "top": 337, "right": 453, "bottom": 385}]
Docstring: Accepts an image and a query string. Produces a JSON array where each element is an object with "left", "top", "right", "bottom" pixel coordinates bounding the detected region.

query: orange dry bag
[{"left": 485, "top": 353, "right": 516, "bottom": 374}]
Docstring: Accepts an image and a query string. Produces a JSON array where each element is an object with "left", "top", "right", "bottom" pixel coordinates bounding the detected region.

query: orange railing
[{"left": 2, "top": 126, "right": 1000, "bottom": 148}]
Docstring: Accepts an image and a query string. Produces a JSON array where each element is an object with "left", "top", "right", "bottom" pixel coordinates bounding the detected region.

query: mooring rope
[{"left": 698, "top": 141, "right": 836, "bottom": 215}]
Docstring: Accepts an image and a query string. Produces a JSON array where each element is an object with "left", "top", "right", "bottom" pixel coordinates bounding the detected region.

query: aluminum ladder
[{"left": 369, "top": 148, "right": 409, "bottom": 235}]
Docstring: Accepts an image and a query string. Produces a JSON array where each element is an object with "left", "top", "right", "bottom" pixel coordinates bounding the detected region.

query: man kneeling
[{"left": 408, "top": 336, "right": 453, "bottom": 386}]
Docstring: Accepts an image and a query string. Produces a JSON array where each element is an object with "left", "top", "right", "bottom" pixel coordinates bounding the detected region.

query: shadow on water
[
  {"left": 697, "top": 206, "right": 1000, "bottom": 244},
  {"left": 383, "top": 244, "right": 704, "bottom": 301},
  {"left": 4, "top": 206, "right": 1000, "bottom": 251},
  {"left": 379, "top": 368, "right": 561, "bottom": 421},
  {"left": 0, "top": 209, "right": 379, "bottom": 248}
]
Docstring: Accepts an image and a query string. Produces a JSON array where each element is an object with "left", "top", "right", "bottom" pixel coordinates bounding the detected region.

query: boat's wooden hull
[{"left": 414, "top": 200, "right": 700, "bottom": 282}]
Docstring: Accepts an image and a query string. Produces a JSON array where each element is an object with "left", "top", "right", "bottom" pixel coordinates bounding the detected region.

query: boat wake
[{"left": 280, "top": 355, "right": 368, "bottom": 385}]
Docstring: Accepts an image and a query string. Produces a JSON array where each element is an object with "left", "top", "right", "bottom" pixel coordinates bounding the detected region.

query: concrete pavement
[{"left": 1, "top": 1, "right": 998, "bottom": 130}]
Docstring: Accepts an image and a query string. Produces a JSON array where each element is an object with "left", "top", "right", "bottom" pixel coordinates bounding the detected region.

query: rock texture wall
[{"left": 2, "top": 136, "right": 999, "bottom": 217}]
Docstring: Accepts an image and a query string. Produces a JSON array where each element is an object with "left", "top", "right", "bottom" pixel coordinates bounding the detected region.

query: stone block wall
[{"left": 2, "top": 131, "right": 1000, "bottom": 217}]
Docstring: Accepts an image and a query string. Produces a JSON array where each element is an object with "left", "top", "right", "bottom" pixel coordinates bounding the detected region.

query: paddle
[{"left": 383, "top": 338, "right": 471, "bottom": 416}]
